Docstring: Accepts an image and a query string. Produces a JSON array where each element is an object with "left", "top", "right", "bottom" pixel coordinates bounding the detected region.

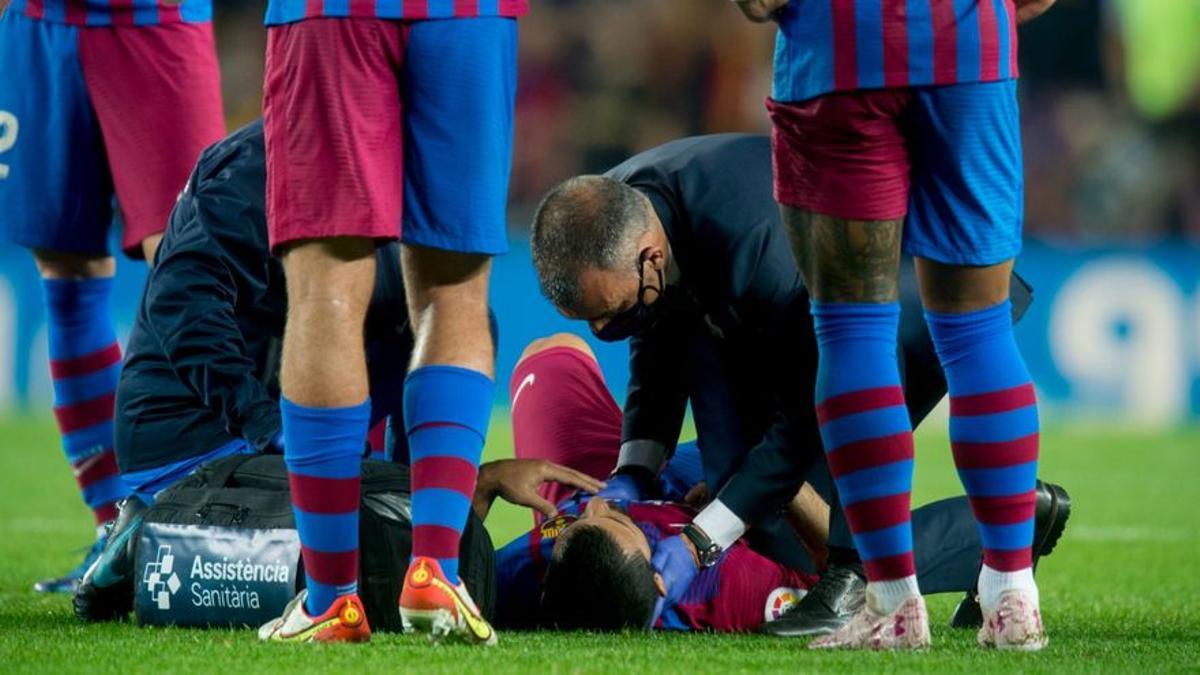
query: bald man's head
[{"left": 530, "top": 175, "right": 654, "bottom": 312}]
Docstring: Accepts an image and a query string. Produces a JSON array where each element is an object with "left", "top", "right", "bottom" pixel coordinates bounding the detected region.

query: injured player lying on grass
[{"left": 486, "top": 334, "right": 1071, "bottom": 633}]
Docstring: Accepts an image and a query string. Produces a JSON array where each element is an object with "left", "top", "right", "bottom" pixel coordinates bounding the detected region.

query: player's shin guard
[
  {"left": 282, "top": 397, "right": 370, "bottom": 617},
  {"left": 926, "top": 300, "right": 1039, "bottom": 610},
  {"left": 813, "top": 302, "right": 918, "bottom": 612},
  {"left": 44, "top": 277, "right": 128, "bottom": 525},
  {"left": 404, "top": 366, "right": 493, "bottom": 585}
]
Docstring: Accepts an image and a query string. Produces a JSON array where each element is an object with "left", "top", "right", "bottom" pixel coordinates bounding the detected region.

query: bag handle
[{"left": 200, "top": 453, "right": 257, "bottom": 488}]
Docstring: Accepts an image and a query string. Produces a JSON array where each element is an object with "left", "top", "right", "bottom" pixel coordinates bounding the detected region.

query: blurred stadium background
[{"left": 1, "top": 0, "right": 1199, "bottom": 426}]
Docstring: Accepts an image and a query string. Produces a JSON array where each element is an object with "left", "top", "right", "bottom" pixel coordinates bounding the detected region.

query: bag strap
[{"left": 198, "top": 454, "right": 258, "bottom": 488}]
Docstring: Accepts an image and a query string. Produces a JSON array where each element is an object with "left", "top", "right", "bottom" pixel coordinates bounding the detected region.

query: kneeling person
[{"left": 77, "top": 121, "right": 408, "bottom": 620}]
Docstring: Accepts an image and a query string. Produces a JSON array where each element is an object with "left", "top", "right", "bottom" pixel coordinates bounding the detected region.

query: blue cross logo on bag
[{"left": 142, "top": 545, "right": 182, "bottom": 610}]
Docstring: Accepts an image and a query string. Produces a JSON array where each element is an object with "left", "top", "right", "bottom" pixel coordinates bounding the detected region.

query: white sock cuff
[
  {"left": 866, "top": 575, "right": 920, "bottom": 614},
  {"left": 978, "top": 564, "right": 1038, "bottom": 610}
]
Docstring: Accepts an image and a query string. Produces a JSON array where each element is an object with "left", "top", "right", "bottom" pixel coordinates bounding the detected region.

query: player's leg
[
  {"left": 77, "top": 20, "right": 225, "bottom": 264},
  {"left": 511, "top": 334, "right": 622, "bottom": 518},
  {"left": 257, "top": 17, "right": 405, "bottom": 644},
  {"left": 907, "top": 80, "right": 1045, "bottom": 650},
  {"left": 0, "top": 11, "right": 132, "bottom": 592},
  {"left": 768, "top": 92, "right": 929, "bottom": 649},
  {"left": 395, "top": 16, "right": 517, "bottom": 645}
]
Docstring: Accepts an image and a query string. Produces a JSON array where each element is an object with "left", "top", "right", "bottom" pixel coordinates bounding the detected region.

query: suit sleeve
[
  {"left": 619, "top": 320, "right": 690, "bottom": 473},
  {"left": 139, "top": 166, "right": 281, "bottom": 451}
]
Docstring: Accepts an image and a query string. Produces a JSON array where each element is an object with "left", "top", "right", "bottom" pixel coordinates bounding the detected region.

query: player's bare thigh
[
  {"left": 915, "top": 257, "right": 1014, "bottom": 313},
  {"left": 509, "top": 332, "right": 620, "bottom": 485},
  {"left": 781, "top": 206, "right": 905, "bottom": 304}
]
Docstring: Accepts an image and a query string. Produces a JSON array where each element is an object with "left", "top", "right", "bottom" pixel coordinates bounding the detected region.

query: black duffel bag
[{"left": 132, "top": 454, "right": 495, "bottom": 631}]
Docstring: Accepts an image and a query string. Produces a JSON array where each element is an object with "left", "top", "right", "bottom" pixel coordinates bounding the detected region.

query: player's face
[{"left": 555, "top": 497, "right": 653, "bottom": 562}]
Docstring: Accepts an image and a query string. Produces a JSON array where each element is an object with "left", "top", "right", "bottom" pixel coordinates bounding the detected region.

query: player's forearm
[
  {"left": 784, "top": 483, "right": 830, "bottom": 570},
  {"left": 471, "top": 462, "right": 502, "bottom": 521},
  {"left": 732, "top": 0, "right": 788, "bottom": 23}
]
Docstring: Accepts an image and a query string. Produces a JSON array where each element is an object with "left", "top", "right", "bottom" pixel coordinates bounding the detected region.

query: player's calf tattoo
[{"left": 782, "top": 207, "right": 903, "bottom": 303}]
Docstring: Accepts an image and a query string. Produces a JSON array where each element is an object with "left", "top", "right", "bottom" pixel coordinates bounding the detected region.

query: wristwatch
[{"left": 681, "top": 522, "right": 722, "bottom": 568}]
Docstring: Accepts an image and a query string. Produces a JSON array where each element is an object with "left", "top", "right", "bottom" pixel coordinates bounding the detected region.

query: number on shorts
[{"left": 0, "top": 111, "right": 18, "bottom": 180}]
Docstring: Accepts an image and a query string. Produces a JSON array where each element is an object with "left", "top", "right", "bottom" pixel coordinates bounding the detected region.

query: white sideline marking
[
  {"left": 1, "top": 518, "right": 81, "bottom": 536},
  {"left": 1069, "top": 525, "right": 1195, "bottom": 543}
]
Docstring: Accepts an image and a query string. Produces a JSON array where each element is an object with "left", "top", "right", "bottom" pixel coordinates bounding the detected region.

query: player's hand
[
  {"left": 651, "top": 534, "right": 700, "bottom": 609},
  {"left": 683, "top": 481, "right": 710, "bottom": 507},
  {"left": 474, "top": 459, "right": 604, "bottom": 519},
  {"left": 596, "top": 473, "right": 643, "bottom": 502},
  {"left": 1016, "top": 0, "right": 1055, "bottom": 25}
]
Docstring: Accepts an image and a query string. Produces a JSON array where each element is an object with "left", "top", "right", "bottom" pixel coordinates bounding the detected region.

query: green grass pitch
[{"left": 0, "top": 414, "right": 1197, "bottom": 673}]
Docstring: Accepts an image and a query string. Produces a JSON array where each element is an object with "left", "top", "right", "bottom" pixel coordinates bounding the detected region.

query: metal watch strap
[{"left": 682, "top": 522, "right": 722, "bottom": 568}]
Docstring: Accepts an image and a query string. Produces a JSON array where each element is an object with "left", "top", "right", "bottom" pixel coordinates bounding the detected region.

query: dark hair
[
  {"left": 530, "top": 175, "right": 652, "bottom": 311},
  {"left": 539, "top": 525, "right": 659, "bottom": 631}
]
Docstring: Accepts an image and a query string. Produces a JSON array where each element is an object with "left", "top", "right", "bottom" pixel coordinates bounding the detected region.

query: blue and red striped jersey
[
  {"left": 772, "top": 0, "right": 1019, "bottom": 102},
  {"left": 264, "top": 0, "right": 529, "bottom": 26},
  {"left": 9, "top": 0, "right": 212, "bottom": 25}
]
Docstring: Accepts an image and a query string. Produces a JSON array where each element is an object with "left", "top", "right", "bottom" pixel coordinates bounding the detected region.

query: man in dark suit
[{"left": 529, "top": 134, "right": 1065, "bottom": 635}]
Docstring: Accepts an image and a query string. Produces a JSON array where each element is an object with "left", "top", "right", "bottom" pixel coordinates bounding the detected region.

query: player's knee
[
  {"left": 32, "top": 249, "right": 115, "bottom": 280},
  {"left": 518, "top": 333, "right": 594, "bottom": 365},
  {"left": 280, "top": 238, "right": 377, "bottom": 309},
  {"left": 401, "top": 244, "right": 491, "bottom": 290}
]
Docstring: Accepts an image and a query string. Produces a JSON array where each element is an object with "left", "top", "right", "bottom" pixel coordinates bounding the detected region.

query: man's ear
[
  {"left": 654, "top": 572, "right": 667, "bottom": 597},
  {"left": 644, "top": 245, "right": 667, "bottom": 271}
]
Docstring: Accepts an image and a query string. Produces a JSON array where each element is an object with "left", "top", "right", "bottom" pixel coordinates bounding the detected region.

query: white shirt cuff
[
  {"left": 693, "top": 499, "right": 748, "bottom": 552},
  {"left": 617, "top": 439, "right": 668, "bottom": 474}
]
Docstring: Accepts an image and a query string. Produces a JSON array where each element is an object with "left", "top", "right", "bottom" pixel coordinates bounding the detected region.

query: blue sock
[
  {"left": 812, "top": 301, "right": 917, "bottom": 584},
  {"left": 43, "top": 277, "right": 129, "bottom": 524},
  {"left": 282, "top": 397, "right": 370, "bottom": 616},
  {"left": 926, "top": 299, "right": 1039, "bottom": 573},
  {"left": 405, "top": 366, "right": 493, "bottom": 585}
]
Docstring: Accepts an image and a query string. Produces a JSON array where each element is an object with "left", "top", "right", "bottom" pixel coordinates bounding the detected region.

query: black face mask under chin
[{"left": 592, "top": 262, "right": 666, "bottom": 343}]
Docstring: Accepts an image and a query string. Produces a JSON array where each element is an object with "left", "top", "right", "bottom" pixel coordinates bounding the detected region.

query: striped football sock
[
  {"left": 926, "top": 299, "right": 1040, "bottom": 610},
  {"left": 282, "top": 397, "right": 369, "bottom": 616},
  {"left": 43, "top": 277, "right": 128, "bottom": 525},
  {"left": 813, "top": 301, "right": 919, "bottom": 613},
  {"left": 405, "top": 366, "right": 493, "bottom": 585}
]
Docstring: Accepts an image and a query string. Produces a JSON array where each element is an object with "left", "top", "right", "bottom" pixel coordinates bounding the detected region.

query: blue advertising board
[{"left": 2, "top": 239, "right": 1198, "bottom": 423}]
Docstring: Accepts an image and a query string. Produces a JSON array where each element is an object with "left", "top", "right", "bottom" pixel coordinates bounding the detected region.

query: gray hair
[{"left": 530, "top": 175, "right": 652, "bottom": 311}]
